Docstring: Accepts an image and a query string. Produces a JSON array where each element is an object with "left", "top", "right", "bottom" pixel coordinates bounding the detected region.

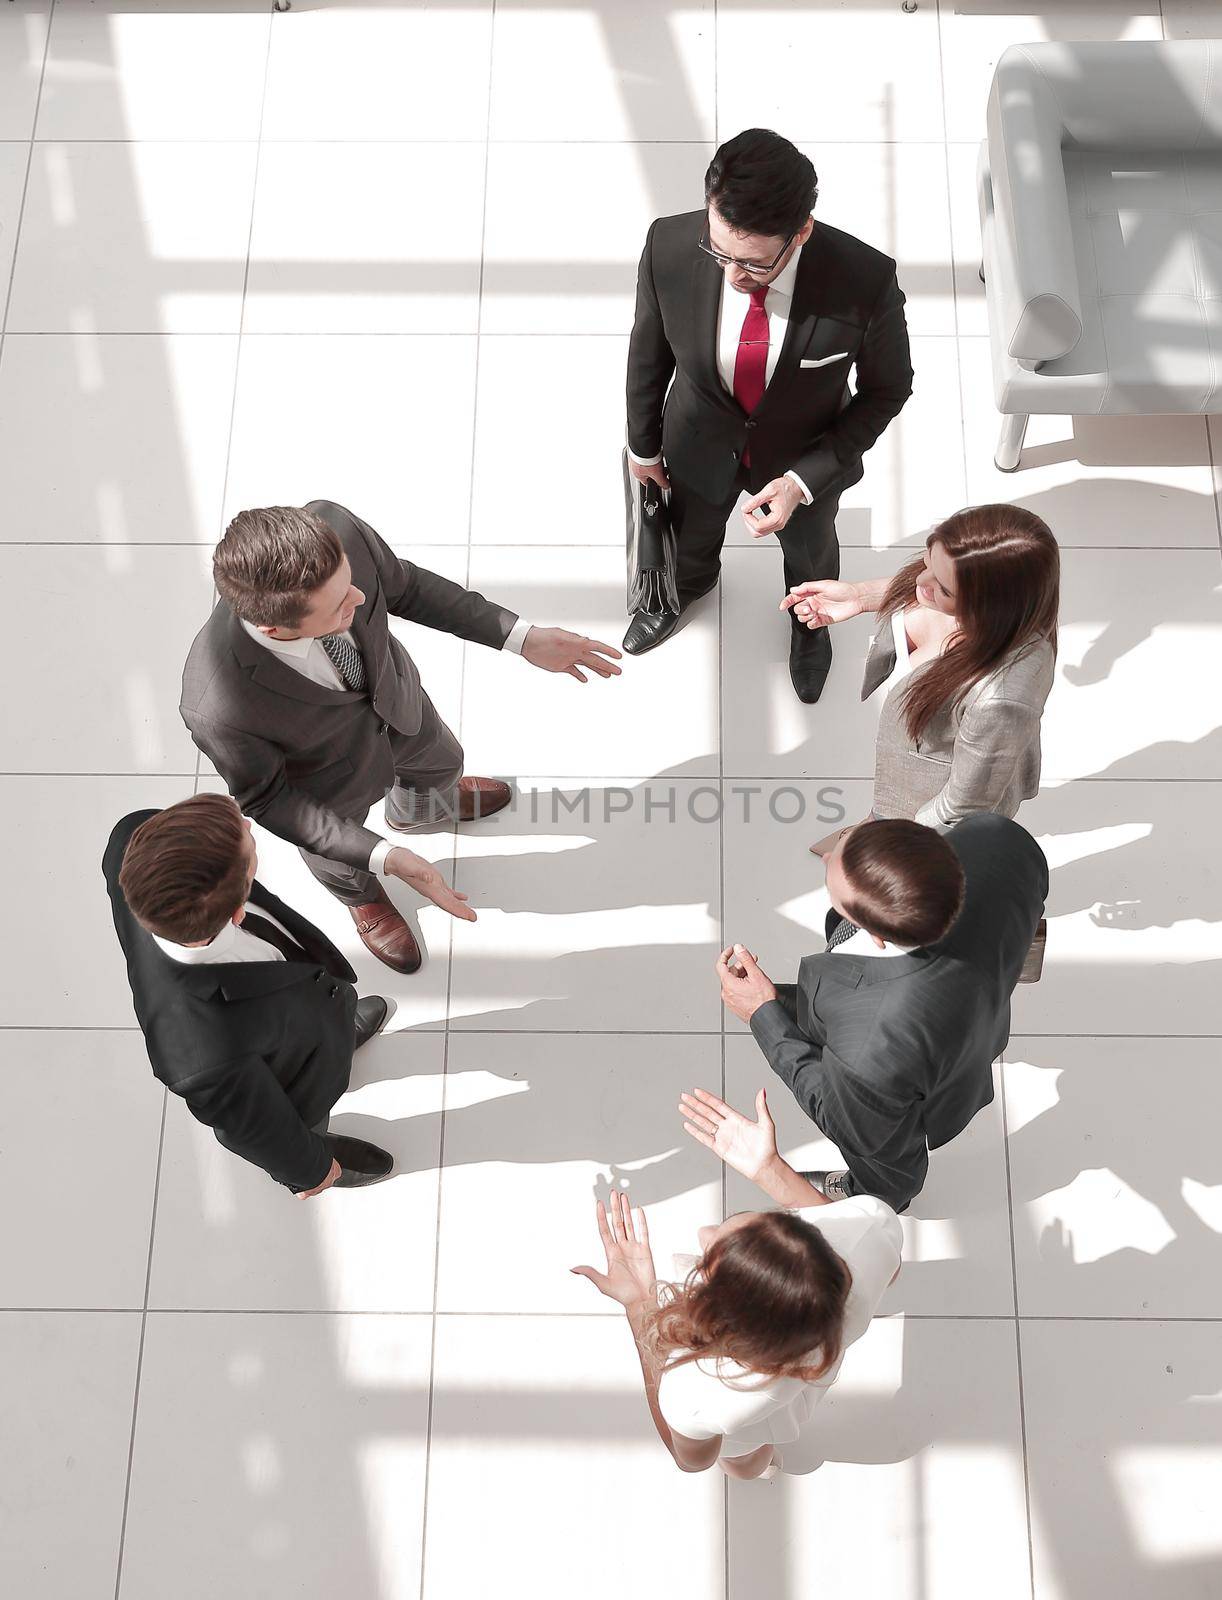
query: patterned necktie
[
  {"left": 319, "top": 632, "right": 367, "bottom": 693},
  {"left": 732, "top": 286, "right": 770, "bottom": 465},
  {"left": 826, "top": 915, "right": 859, "bottom": 952}
]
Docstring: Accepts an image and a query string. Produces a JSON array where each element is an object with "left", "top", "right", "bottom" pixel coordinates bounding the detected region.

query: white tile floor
[{"left": 2, "top": 3, "right": 1221, "bottom": 1597}]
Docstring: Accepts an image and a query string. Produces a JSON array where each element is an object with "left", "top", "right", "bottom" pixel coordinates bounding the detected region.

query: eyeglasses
[{"left": 697, "top": 224, "right": 795, "bottom": 277}]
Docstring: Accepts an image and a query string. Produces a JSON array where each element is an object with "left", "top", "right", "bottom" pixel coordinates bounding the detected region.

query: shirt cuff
[
  {"left": 785, "top": 469, "right": 814, "bottom": 506},
  {"left": 503, "top": 617, "right": 534, "bottom": 655},
  {"left": 627, "top": 447, "right": 663, "bottom": 467},
  {"left": 369, "top": 839, "right": 394, "bottom": 876}
]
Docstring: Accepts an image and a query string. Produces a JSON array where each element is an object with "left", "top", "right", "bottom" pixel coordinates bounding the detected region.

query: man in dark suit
[
  {"left": 181, "top": 499, "right": 621, "bottom": 973},
  {"left": 625, "top": 127, "right": 914, "bottom": 702},
  {"left": 716, "top": 814, "right": 1048, "bottom": 1210},
  {"left": 105, "top": 794, "right": 397, "bottom": 1197}
]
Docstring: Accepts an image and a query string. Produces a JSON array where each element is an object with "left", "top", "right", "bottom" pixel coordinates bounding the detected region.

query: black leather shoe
[
  {"left": 328, "top": 1134, "right": 394, "bottom": 1187},
  {"left": 353, "top": 995, "right": 391, "bottom": 1051},
  {"left": 622, "top": 609, "right": 679, "bottom": 656},
  {"left": 789, "top": 624, "right": 832, "bottom": 704}
]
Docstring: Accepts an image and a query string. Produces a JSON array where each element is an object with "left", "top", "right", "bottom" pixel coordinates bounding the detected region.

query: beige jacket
[{"left": 864, "top": 622, "right": 1056, "bottom": 831}]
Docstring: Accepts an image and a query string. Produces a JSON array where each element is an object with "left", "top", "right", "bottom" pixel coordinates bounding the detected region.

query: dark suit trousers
[
  {"left": 299, "top": 690, "right": 464, "bottom": 906},
  {"left": 669, "top": 467, "right": 842, "bottom": 610}
]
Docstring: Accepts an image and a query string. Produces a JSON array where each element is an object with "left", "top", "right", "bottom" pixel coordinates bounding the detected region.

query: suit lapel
[
  {"left": 227, "top": 610, "right": 364, "bottom": 708},
  {"left": 690, "top": 249, "right": 728, "bottom": 399},
  {"left": 249, "top": 879, "right": 357, "bottom": 984},
  {"left": 754, "top": 235, "right": 822, "bottom": 417}
]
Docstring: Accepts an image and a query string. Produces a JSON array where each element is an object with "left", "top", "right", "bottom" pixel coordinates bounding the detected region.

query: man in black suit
[
  {"left": 105, "top": 794, "right": 397, "bottom": 1197},
  {"left": 715, "top": 814, "right": 1048, "bottom": 1210},
  {"left": 181, "top": 499, "right": 621, "bottom": 974},
  {"left": 625, "top": 127, "right": 913, "bottom": 702}
]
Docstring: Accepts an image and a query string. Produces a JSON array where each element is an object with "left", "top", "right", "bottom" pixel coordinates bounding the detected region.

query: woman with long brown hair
[
  {"left": 788, "top": 504, "right": 1059, "bottom": 835},
  {"left": 572, "top": 1086, "right": 902, "bottom": 1478}
]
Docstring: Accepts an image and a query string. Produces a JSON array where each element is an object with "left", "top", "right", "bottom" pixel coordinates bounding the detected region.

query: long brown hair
[
  {"left": 643, "top": 1211, "right": 852, "bottom": 1383},
  {"left": 878, "top": 504, "right": 1059, "bottom": 744}
]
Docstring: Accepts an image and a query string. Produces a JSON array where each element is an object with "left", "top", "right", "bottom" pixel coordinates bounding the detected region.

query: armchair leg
[{"left": 995, "top": 412, "right": 1029, "bottom": 473}]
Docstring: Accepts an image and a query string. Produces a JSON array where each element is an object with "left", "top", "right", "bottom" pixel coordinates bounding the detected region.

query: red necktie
[{"left": 732, "top": 286, "right": 770, "bottom": 465}]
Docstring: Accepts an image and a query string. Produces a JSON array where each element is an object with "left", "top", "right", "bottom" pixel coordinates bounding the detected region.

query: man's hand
[
  {"left": 296, "top": 1158, "right": 341, "bottom": 1200},
  {"left": 716, "top": 943, "right": 777, "bottom": 1024},
  {"left": 384, "top": 846, "right": 476, "bottom": 922},
  {"left": 679, "top": 1086, "right": 778, "bottom": 1183},
  {"left": 571, "top": 1191, "right": 658, "bottom": 1311},
  {"left": 741, "top": 477, "right": 803, "bottom": 537},
  {"left": 628, "top": 457, "right": 670, "bottom": 493},
  {"left": 521, "top": 627, "right": 623, "bottom": 683}
]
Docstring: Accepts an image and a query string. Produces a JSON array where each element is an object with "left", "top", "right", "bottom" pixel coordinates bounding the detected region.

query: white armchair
[{"left": 978, "top": 41, "right": 1222, "bottom": 470}]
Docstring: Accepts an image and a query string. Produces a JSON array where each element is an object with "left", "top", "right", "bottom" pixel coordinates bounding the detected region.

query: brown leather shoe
[
  {"left": 457, "top": 775, "right": 512, "bottom": 821},
  {"left": 348, "top": 899, "right": 422, "bottom": 975}
]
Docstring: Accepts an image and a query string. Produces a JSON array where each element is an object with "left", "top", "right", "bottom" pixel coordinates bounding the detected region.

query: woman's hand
[
  {"left": 679, "top": 1086, "right": 778, "bottom": 1183},
  {"left": 571, "top": 1191, "right": 657, "bottom": 1310},
  {"left": 780, "top": 579, "right": 864, "bottom": 630}
]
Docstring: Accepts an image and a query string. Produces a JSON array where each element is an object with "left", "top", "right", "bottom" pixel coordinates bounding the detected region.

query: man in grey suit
[
  {"left": 715, "top": 813, "right": 1048, "bottom": 1210},
  {"left": 181, "top": 500, "right": 621, "bottom": 973}
]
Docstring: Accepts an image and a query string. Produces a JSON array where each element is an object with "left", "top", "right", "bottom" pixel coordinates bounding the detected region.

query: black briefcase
[{"left": 623, "top": 449, "right": 679, "bottom": 615}]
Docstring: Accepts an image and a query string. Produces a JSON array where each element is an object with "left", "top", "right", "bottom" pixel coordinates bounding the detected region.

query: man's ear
[
  {"left": 798, "top": 213, "right": 816, "bottom": 246},
  {"left": 232, "top": 904, "right": 247, "bottom": 928},
  {"left": 870, "top": 930, "right": 887, "bottom": 949}
]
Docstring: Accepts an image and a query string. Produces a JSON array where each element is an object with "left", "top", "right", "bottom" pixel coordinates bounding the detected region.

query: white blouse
[{"left": 657, "top": 1196, "right": 903, "bottom": 1458}]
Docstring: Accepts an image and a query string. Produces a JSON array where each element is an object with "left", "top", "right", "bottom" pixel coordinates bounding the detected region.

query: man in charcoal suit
[
  {"left": 715, "top": 814, "right": 1048, "bottom": 1210},
  {"left": 105, "top": 794, "right": 396, "bottom": 1196},
  {"left": 625, "top": 126, "right": 913, "bottom": 702},
  {"left": 181, "top": 499, "right": 620, "bottom": 974}
]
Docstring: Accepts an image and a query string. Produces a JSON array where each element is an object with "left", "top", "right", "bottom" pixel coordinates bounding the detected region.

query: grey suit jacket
[
  {"left": 864, "top": 623, "right": 1055, "bottom": 831},
  {"left": 180, "top": 500, "right": 517, "bottom": 871},
  {"left": 750, "top": 813, "right": 1048, "bottom": 1209}
]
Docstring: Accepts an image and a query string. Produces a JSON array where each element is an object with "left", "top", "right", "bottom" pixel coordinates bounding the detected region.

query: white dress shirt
[
  {"left": 242, "top": 616, "right": 533, "bottom": 875},
  {"left": 153, "top": 902, "right": 295, "bottom": 965},
  {"left": 629, "top": 234, "right": 814, "bottom": 503},
  {"left": 830, "top": 924, "right": 916, "bottom": 960}
]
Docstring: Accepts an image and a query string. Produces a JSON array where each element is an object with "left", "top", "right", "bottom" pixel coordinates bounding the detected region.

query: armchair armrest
[{"left": 986, "top": 45, "right": 1083, "bottom": 366}]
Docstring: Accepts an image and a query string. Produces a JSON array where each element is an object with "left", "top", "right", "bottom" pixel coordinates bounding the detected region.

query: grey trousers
[{"left": 298, "top": 691, "right": 464, "bottom": 906}]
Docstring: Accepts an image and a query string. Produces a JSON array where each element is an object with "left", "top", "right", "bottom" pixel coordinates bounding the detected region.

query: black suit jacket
[
  {"left": 750, "top": 814, "right": 1048, "bottom": 1209},
  {"left": 180, "top": 500, "right": 518, "bottom": 872},
  {"left": 104, "top": 810, "right": 361, "bottom": 1190},
  {"left": 626, "top": 211, "right": 914, "bottom": 506}
]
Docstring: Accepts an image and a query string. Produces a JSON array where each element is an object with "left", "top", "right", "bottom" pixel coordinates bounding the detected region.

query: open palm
[{"left": 679, "top": 1087, "right": 778, "bottom": 1182}]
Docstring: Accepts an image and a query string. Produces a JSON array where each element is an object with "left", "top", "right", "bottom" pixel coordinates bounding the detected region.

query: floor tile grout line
[
  {"left": 998, "top": 1055, "right": 1037, "bottom": 1600},
  {"left": 418, "top": 10, "right": 498, "bottom": 1592},
  {"left": 932, "top": 0, "right": 972, "bottom": 506},
  {"left": 0, "top": 0, "right": 55, "bottom": 349},
  {"left": 211, "top": 0, "right": 276, "bottom": 556},
  {"left": 110, "top": 1085, "right": 168, "bottom": 1600}
]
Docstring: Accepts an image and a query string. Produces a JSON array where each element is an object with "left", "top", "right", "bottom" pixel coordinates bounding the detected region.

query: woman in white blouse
[
  {"left": 787, "top": 504, "right": 1059, "bottom": 841},
  {"left": 572, "top": 1087, "right": 902, "bottom": 1479}
]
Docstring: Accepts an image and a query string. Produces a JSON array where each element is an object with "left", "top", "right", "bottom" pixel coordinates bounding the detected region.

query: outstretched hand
[
  {"left": 679, "top": 1086, "right": 778, "bottom": 1183},
  {"left": 522, "top": 626, "right": 623, "bottom": 683},
  {"left": 384, "top": 846, "right": 477, "bottom": 922},
  {"left": 571, "top": 1190, "right": 657, "bottom": 1310},
  {"left": 780, "top": 580, "right": 864, "bottom": 630}
]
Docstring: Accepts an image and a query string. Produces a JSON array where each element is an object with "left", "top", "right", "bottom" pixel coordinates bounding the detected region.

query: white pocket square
[{"left": 801, "top": 351, "right": 851, "bottom": 369}]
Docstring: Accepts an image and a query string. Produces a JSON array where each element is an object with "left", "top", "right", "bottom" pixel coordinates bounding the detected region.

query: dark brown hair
[
  {"left": 643, "top": 1211, "right": 852, "bottom": 1383},
  {"left": 119, "top": 794, "right": 250, "bottom": 945},
  {"left": 839, "top": 818, "right": 965, "bottom": 948},
  {"left": 213, "top": 506, "right": 344, "bottom": 628},
  {"left": 878, "top": 504, "right": 1060, "bottom": 743}
]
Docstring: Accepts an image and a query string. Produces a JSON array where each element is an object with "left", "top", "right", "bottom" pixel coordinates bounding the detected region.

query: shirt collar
[
  {"left": 241, "top": 618, "right": 315, "bottom": 661},
  {"left": 766, "top": 236, "right": 804, "bottom": 301},
  {"left": 153, "top": 918, "right": 243, "bottom": 965}
]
